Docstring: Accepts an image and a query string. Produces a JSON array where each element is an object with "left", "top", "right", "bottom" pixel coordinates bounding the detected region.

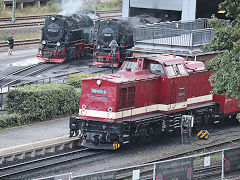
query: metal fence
[
  {"left": 36, "top": 145, "right": 240, "bottom": 180},
  {"left": 134, "top": 27, "right": 214, "bottom": 47},
  {"left": 133, "top": 18, "right": 229, "bottom": 47}
]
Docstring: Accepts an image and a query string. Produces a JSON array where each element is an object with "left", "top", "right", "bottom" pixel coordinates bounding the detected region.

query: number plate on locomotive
[{"left": 91, "top": 88, "right": 107, "bottom": 94}]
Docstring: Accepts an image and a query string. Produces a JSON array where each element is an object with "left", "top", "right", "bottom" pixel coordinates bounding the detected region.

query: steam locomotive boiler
[
  {"left": 93, "top": 17, "right": 147, "bottom": 67},
  {"left": 37, "top": 12, "right": 95, "bottom": 63},
  {"left": 70, "top": 54, "right": 240, "bottom": 150}
]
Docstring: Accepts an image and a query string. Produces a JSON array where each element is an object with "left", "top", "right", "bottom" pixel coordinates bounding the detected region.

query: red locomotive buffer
[
  {"left": 69, "top": 54, "right": 240, "bottom": 150},
  {"left": 37, "top": 40, "right": 95, "bottom": 63}
]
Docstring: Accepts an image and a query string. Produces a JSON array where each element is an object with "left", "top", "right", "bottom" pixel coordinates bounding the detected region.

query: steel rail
[
  {"left": 0, "top": 148, "right": 105, "bottom": 179},
  {"left": 85, "top": 136, "right": 240, "bottom": 180},
  {"left": 0, "top": 10, "right": 121, "bottom": 22},
  {"left": 0, "top": 62, "right": 43, "bottom": 82},
  {"left": 0, "top": 21, "right": 45, "bottom": 29},
  {"left": 2, "top": 64, "right": 59, "bottom": 87},
  {"left": 9, "top": 66, "right": 111, "bottom": 88},
  {"left": 0, "top": 13, "right": 121, "bottom": 29},
  {"left": 0, "top": 39, "right": 40, "bottom": 48}
]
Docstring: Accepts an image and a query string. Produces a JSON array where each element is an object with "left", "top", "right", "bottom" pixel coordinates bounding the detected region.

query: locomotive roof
[
  {"left": 84, "top": 54, "right": 205, "bottom": 84},
  {"left": 133, "top": 54, "right": 185, "bottom": 64}
]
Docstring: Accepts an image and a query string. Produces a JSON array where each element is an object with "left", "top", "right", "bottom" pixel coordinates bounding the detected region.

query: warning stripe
[
  {"left": 197, "top": 130, "right": 203, "bottom": 137},
  {"left": 200, "top": 132, "right": 207, "bottom": 138}
]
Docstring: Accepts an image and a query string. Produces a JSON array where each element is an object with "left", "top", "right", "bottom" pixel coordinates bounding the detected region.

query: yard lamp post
[
  {"left": 94, "top": 0, "right": 97, "bottom": 15},
  {"left": 12, "top": 0, "right": 16, "bottom": 23},
  {"left": 109, "top": 39, "right": 118, "bottom": 74}
]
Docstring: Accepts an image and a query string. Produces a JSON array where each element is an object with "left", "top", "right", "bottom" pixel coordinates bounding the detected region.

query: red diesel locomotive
[{"left": 69, "top": 54, "right": 240, "bottom": 150}]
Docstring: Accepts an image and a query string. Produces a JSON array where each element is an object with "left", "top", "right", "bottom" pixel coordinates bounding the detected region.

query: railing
[
  {"left": 133, "top": 18, "right": 230, "bottom": 48},
  {"left": 35, "top": 145, "right": 240, "bottom": 180},
  {"left": 134, "top": 27, "right": 214, "bottom": 47}
]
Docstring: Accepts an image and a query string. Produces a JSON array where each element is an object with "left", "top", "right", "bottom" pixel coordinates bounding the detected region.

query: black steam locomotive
[
  {"left": 37, "top": 12, "right": 95, "bottom": 63},
  {"left": 93, "top": 17, "right": 148, "bottom": 67}
]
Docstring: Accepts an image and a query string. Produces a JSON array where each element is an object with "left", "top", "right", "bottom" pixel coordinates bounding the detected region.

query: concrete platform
[
  {"left": 0, "top": 117, "right": 78, "bottom": 164},
  {"left": 0, "top": 117, "right": 69, "bottom": 150}
]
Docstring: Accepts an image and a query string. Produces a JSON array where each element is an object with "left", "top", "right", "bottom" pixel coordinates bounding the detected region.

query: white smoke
[{"left": 60, "top": 0, "right": 84, "bottom": 16}]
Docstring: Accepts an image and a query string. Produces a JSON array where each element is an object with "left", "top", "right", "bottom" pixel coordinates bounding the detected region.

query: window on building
[{"left": 119, "top": 87, "right": 136, "bottom": 110}]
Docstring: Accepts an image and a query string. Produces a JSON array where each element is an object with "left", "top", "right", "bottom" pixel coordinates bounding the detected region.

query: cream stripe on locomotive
[{"left": 79, "top": 94, "right": 213, "bottom": 119}]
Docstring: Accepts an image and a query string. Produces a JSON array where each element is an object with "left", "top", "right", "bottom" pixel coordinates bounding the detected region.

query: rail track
[
  {"left": 1, "top": 128, "right": 239, "bottom": 179},
  {"left": 0, "top": 147, "right": 105, "bottom": 179},
  {"left": 0, "top": 38, "right": 40, "bottom": 48},
  {"left": 9, "top": 65, "right": 112, "bottom": 88},
  {"left": 113, "top": 134, "right": 240, "bottom": 180},
  {"left": 0, "top": 62, "right": 60, "bottom": 88},
  {"left": 0, "top": 14, "right": 121, "bottom": 29},
  {"left": 0, "top": 10, "right": 121, "bottom": 22}
]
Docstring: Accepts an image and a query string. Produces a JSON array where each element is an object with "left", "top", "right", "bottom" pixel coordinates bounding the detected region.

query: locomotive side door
[{"left": 166, "top": 63, "right": 188, "bottom": 110}]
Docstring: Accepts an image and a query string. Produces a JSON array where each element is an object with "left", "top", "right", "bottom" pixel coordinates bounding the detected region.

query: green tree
[{"left": 204, "top": 0, "right": 240, "bottom": 107}]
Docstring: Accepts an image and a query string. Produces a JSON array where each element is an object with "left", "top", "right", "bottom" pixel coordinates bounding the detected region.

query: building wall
[
  {"left": 130, "top": 0, "right": 183, "bottom": 11},
  {"left": 122, "top": 0, "right": 197, "bottom": 21}
]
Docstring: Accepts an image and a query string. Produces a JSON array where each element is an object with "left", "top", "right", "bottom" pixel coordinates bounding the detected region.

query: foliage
[
  {"left": 0, "top": 34, "right": 8, "bottom": 42},
  {"left": 7, "top": 84, "right": 80, "bottom": 123},
  {"left": 81, "top": 0, "right": 122, "bottom": 11},
  {"left": 66, "top": 73, "right": 103, "bottom": 88},
  {"left": 0, "top": 113, "right": 22, "bottom": 130},
  {"left": 0, "top": 0, "right": 60, "bottom": 17},
  {"left": 204, "top": 0, "right": 240, "bottom": 102},
  {"left": 97, "top": 0, "right": 122, "bottom": 10},
  {"left": 42, "top": 0, "right": 61, "bottom": 12}
]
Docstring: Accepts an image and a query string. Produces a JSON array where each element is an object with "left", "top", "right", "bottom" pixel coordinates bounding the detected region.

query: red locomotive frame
[
  {"left": 93, "top": 46, "right": 130, "bottom": 67},
  {"left": 70, "top": 54, "right": 240, "bottom": 150},
  {"left": 93, "top": 50, "right": 121, "bottom": 67},
  {"left": 37, "top": 40, "right": 95, "bottom": 63}
]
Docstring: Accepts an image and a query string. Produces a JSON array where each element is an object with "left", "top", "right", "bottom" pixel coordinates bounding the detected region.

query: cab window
[
  {"left": 150, "top": 63, "right": 165, "bottom": 75},
  {"left": 177, "top": 64, "right": 187, "bottom": 75},
  {"left": 166, "top": 64, "right": 187, "bottom": 77},
  {"left": 122, "top": 61, "right": 137, "bottom": 71},
  {"left": 166, "top": 65, "right": 176, "bottom": 77}
]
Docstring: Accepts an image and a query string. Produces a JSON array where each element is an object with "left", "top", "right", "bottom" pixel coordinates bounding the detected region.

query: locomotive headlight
[
  {"left": 56, "top": 41, "right": 61, "bottom": 47},
  {"left": 42, "top": 40, "right": 46, "bottom": 45},
  {"left": 97, "top": 80, "right": 101, "bottom": 86},
  {"left": 80, "top": 109, "right": 87, "bottom": 116},
  {"left": 97, "top": 45, "right": 101, "bottom": 49},
  {"left": 51, "top": 16, "right": 55, "bottom": 21}
]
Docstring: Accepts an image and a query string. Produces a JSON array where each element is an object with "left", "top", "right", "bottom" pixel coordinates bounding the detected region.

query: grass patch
[
  {"left": 0, "top": 0, "right": 60, "bottom": 17},
  {"left": 66, "top": 73, "right": 103, "bottom": 88},
  {"left": 0, "top": 31, "right": 41, "bottom": 42},
  {"left": 0, "top": 0, "right": 122, "bottom": 17}
]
